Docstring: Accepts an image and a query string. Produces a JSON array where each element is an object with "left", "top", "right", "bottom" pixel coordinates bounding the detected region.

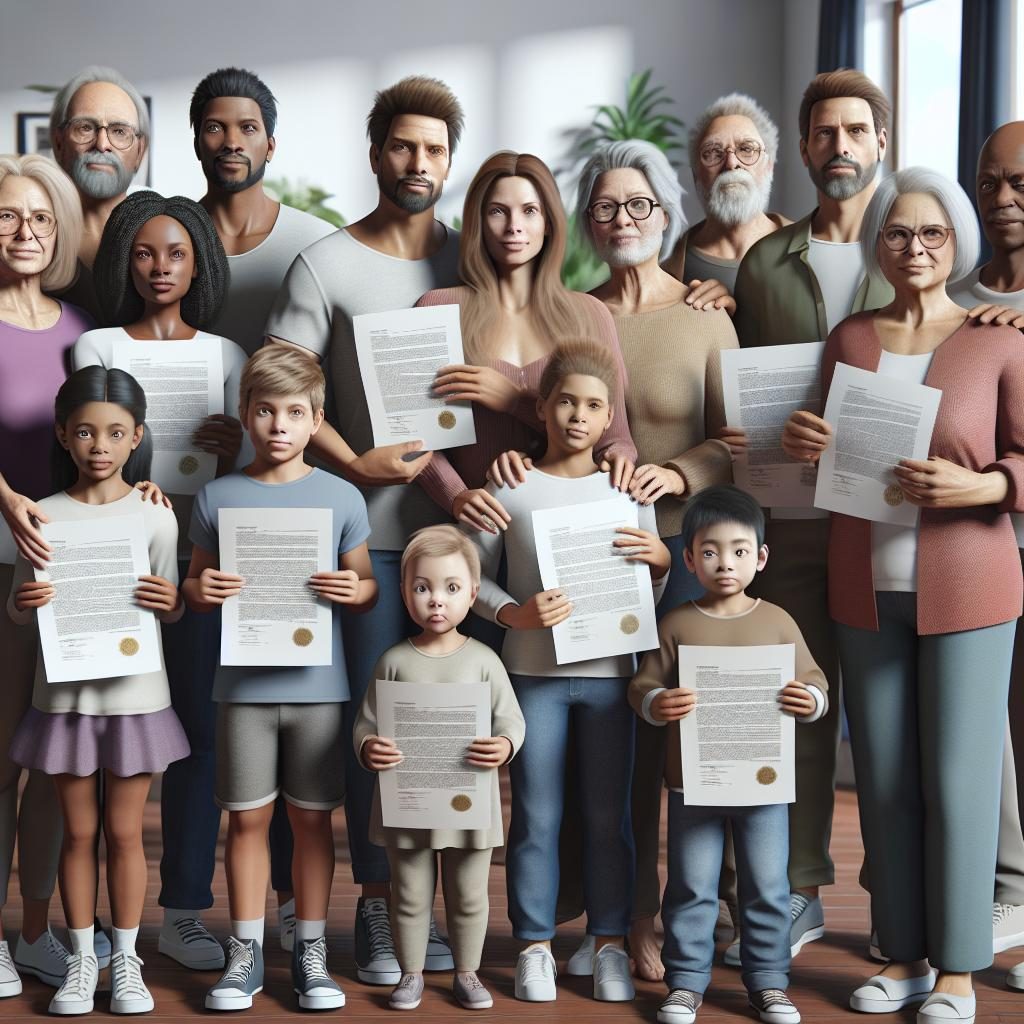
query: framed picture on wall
[{"left": 16, "top": 112, "right": 52, "bottom": 156}]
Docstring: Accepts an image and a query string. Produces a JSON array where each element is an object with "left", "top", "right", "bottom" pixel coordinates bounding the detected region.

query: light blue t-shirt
[{"left": 190, "top": 468, "right": 370, "bottom": 703}]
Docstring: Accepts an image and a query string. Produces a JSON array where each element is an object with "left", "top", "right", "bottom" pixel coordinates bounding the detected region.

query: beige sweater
[{"left": 611, "top": 299, "right": 737, "bottom": 537}]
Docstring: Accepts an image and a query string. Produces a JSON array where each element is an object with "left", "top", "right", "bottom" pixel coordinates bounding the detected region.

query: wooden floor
[{"left": 3, "top": 785, "right": 1024, "bottom": 1021}]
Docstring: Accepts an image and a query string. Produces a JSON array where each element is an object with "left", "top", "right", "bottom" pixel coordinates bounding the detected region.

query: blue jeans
[
  {"left": 341, "top": 549, "right": 418, "bottom": 884},
  {"left": 663, "top": 793, "right": 790, "bottom": 994},
  {"left": 507, "top": 674, "right": 635, "bottom": 940}
]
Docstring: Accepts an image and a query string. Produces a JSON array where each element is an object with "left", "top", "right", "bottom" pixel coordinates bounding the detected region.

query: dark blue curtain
[{"left": 818, "top": 0, "right": 866, "bottom": 72}]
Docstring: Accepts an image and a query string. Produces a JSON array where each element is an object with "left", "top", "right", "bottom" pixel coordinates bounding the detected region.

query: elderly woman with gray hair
[{"left": 783, "top": 167, "right": 1024, "bottom": 1022}]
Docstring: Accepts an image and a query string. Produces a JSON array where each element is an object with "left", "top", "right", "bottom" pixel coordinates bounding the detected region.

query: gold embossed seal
[
  {"left": 756, "top": 766, "right": 777, "bottom": 785},
  {"left": 451, "top": 794, "right": 472, "bottom": 812},
  {"left": 883, "top": 484, "right": 903, "bottom": 507},
  {"left": 293, "top": 628, "right": 313, "bottom": 647},
  {"left": 179, "top": 455, "right": 200, "bottom": 475},
  {"left": 438, "top": 410, "right": 457, "bottom": 430},
  {"left": 620, "top": 614, "right": 640, "bottom": 635},
  {"left": 119, "top": 637, "right": 139, "bottom": 656}
]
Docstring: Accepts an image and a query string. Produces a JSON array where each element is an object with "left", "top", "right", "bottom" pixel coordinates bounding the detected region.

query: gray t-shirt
[
  {"left": 683, "top": 246, "right": 740, "bottom": 294},
  {"left": 265, "top": 227, "right": 460, "bottom": 551},
  {"left": 210, "top": 203, "right": 335, "bottom": 357},
  {"left": 190, "top": 467, "right": 371, "bottom": 703}
]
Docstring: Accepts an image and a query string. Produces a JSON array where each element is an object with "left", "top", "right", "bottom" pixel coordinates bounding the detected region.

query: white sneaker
[
  {"left": 592, "top": 944, "right": 634, "bottom": 1002},
  {"left": 14, "top": 927, "right": 69, "bottom": 988},
  {"left": 566, "top": 934, "right": 596, "bottom": 976},
  {"left": 515, "top": 944, "right": 557, "bottom": 1001},
  {"left": 917, "top": 989, "right": 975, "bottom": 1023},
  {"left": 158, "top": 914, "right": 225, "bottom": 970},
  {"left": 48, "top": 951, "right": 98, "bottom": 1015},
  {"left": 994, "top": 902, "right": 1024, "bottom": 954},
  {"left": 279, "top": 898, "right": 295, "bottom": 953},
  {"left": 0, "top": 941, "right": 22, "bottom": 998},
  {"left": 1007, "top": 961, "right": 1024, "bottom": 990},
  {"left": 110, "top": 951, "right": 154, "bottom": 1014}
]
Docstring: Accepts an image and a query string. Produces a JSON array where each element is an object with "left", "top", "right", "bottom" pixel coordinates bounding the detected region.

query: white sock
[
  {"left": 68, "top": 926, "right": 95, "bottom": 957},
  {"left": 163, "top": 907, "right": 200, "bottom": 925},
  {"left": 232, "top": 918, "right": 265, "bottom": 947},
  {"left": 295, "top": 919, "right": 326, "bottom": 942},
  {"left": 112, "top": 926, "right": 139, "bottom": 956}
]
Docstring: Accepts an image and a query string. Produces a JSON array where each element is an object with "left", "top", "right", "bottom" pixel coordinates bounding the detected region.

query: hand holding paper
[
  {"left": 893, "top": 455, "right": 1010, "bottom": 509},
  {"left": 465, "top": 736, "right": 512, "bottom": 767},
  {"left": 134, "top": 574, "right": 179, "bottom": 615},
  {"left": 433, "top": 363, "right": 522, "bottom": 413},
  {"left": 781, "top": 410, "right": 833, "bottom": 462},
  {"left": 778, "top": 681, "right": 816, "bottom": 718},
  {"left": 307, "top": 569, "right": 360, "bottom": 604},
  {"left": 650, "top": 686, "right": 697, "bottom": 722},
  {"left": 497, "top": 588, "right": 572, "bottom": 630},
  {"left": 363, "top": 736, "right": 403, "bottom": 771}
]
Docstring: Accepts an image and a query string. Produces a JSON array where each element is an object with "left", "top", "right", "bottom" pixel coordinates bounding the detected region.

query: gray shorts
[{"left": 215, "top": 702, "right": 346, "bottom": 812}]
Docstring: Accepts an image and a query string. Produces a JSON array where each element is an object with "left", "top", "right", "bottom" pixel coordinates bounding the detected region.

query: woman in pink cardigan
[{"left": 782, "top": 168, "right": 1024, "bottom": 1024}]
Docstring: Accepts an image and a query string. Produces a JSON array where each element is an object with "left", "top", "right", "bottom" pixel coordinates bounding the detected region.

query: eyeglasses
[
  {"left": 881, "top": 224, "right": 954, "bottom": 252},
  {"left": 699, "top": 141, "right": 764, "bottom": 168},
  {"left": 586, "top": 197, "right": 661, "bottom": 223},
  {"left": 62, "top": 117, "right": 140, "bottom": 150},
  {"left": 0, "top": 208, "right": 57, "bottom": 238}
]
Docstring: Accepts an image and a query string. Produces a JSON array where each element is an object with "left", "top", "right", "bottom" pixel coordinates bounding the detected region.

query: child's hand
[
  {"left": 650, "top": 687, "right": 696, "bottom": 722},
  {"left": 194, "top": 414, "right": 243, "bottom": 460},
  {"left": 497, "top": 589, "right": 572, "bottom": 630},
  {"left": 308, "top": 569, "right": 360, "bottom": 604},
  {"left": 195, "top": 567, "right": 244, "bottom": 605},
  {"left": 363, "top": 736, "right": 402, "bottom": 771},
  {"left": 614, "top": 527, "right": 671, "bottom": 578},
  {"left": 628, "top": 465, "right": 685, "bottom": 504},
  {"left": 15, "top": 580, "right": 54, "bottom": 611},
  {"left": 466, "top": 736, "right": 512, "bottom": 767},
  {"left": 135, "top": 575, "right": 179, "bottom": 613},
  {"left": 779, "top": 681, "right": 816, "bottom": 718}
]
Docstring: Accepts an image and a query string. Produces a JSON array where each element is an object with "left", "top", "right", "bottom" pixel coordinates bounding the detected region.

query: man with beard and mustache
[
  {"left": 262, "top": 76, "right": 462, "bottom": 990},
  {"left": 663, "top": 93, "right": 790, "bottom": 293},
  {"left": 48, "top": 66, "right": 148, "bottom": 320},
  {"left": 192, "top": 68, "right": 334, "bottom": 356}
]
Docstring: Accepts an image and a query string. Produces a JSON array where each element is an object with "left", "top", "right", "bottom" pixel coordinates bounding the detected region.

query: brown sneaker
[{"left": 453, "top": 971, "right": 493, "bottom": 1009}]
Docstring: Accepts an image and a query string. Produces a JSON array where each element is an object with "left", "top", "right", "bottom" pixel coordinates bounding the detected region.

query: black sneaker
[
  {"left": 205, "top": 937, "right": 264, "bottom": 1011},
  {"left": 354, "top": 897, "right": 401, "bottom": 985},
  {"left": 291, "top": 935, "right": 345, "bottom": 1010}
]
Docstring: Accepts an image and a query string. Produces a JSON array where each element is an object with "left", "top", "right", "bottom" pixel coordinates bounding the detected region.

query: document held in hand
[
  {"left": 375, "top": 679, "right": 491, "bottom": 830},
  {"left": 533, "top": 495, "right": 659, "bottom": 665},
  {"left": 814, "top": 362, "right": 941, "bottom": 525},
  {"left": 35, "top": 515, "right": 161, "bottom": 683},
  {"left": 219, "top": 507, "right": 333, "bottom": 666},
  {"left": 112, "top": 338, "right": 224, "bottom": 494},
  {"left": 678, "top": 643, "right": 796, "bottom": 806},
  {"left": 354, "top": 304, "right": 476, "bottom": 451}
]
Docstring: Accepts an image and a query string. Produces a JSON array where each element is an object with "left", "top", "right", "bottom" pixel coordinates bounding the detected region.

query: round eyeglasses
[
  {"left": 881, "top": 224, "right": 954, "bottom": 252},
  {"left": 699, "top": 141, "right": 764, "bottom": 168},
  {"left": 63, "top": 117, "right": 140, "bottom": 151},
  {"left": 0, "top": 208, "right": 56, "bottom": 238},
  {"left": 586, "top": 197, "right": 661, "bottom": 223}
]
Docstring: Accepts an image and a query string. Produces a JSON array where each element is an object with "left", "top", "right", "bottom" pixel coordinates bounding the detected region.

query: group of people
[{"left": 0, "top": 55, "right": 1022, "bottom": 1024}]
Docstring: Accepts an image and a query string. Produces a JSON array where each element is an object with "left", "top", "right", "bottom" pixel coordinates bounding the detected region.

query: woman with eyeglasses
[{"left": 782, "top": 167, "right": 1024, "bottom": 1023}]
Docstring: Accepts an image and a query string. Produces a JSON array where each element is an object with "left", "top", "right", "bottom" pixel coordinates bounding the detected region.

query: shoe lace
[
  {"left": 43, "top": 929, "right": 69, "bottom": 960},
  {"left": 427, "top": 917, "right": 445, "bottom": 943},
  {"left": 0, "top": 942, "right": 13, "bottom": 970},
  {"left": 221, "top": 939, "right": 255, "bottom": 984},
  {"left": 994, "top": 902, "right": 1018, "bottom": 924},
  {"left": 665, "top": 989, "right": 699, "bottom": 1011},
  {"left": 594, "top": 946, "right": 628, "bottom": 984},
  {"left": 361, "top": 899, "right": 396, "bottom": 957},
  {"left": 111, "top": 952, "right": 148, "bottom": 998},
  {"left": 174, "top": 917, "right": 217, "bottom": 946},
  {"left": 520, "top": 948, "right": 553, "bottom": 984},
  {"left": 757, "top": 989, "right": 794, "bottom": 1009},
  {"left": 298, "top": 937, "right": 330, "bottom": 981},
  {"left": 790, "top": 892, "right": 811, "bottom": 920},
  {"left": 59, "top": 952, "right": 97, "bottom": 998},
  {"left": 460, "top": 972, "right": 484, "bottom": 992},
  {"left": 396, "top": 973, "right": 421, "bottom": 992}
]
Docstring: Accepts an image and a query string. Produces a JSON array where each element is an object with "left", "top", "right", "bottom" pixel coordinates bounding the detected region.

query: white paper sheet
[
  {"left": 376, "top": 679, "right": 491, "bottom": 830},
  {"left": 353, "top": 304, "right": 476, "bottom": 451},
  {"left": 34, "top": 514, "right": 161, "bottom": 683},
  {"left": 814, "top": 362, "right": 941, "bottom": 526},
  {"left": 533, "top": 495, "right": 659, "bottom": 665},
  {"left": 721, "top": 342, "right": 825, "bottom": 507},
  {"left": 219, "top": 507, "right": 333, "bottom": 666},
  {"left": 112, "top": 338, "right": 224, "bottom": 494},
  {"left": 678, "top": 644, "right": 795, "bottom": 806}
]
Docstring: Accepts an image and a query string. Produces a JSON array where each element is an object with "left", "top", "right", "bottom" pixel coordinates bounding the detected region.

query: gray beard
[
  {"left": 593, "top": 230, "right": 664, "bottom": 267},
  {"left": 382, "top": 172, "right": 440, "bottom": 214},
  {"left": 809, "top": 155, "right": 878, "bottom": 201},
  {"left": 70, "top": 150, "right": 135, "bottom": 199},
  {"left": 699, "top": 169, "right": 772, "bottom": 227}
]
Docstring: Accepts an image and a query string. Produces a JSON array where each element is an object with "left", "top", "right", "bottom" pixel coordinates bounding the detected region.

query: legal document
[
  {"left": 376, "top": 679, "right": 491, "bottom": 830},
  {"left": 219, "top": 507, "right": 333, "bottom": 666},
  {"left": 721, "top": 342, "right": 825, "bottom": 507},
  {"left": 814, "top": 362, "right": 941, "bottom": 525},
  {"left": 679, "top": 644, "right": 795, "bottom": 806},
  {"left": 533, "top": 496, "right": 658, "bottom": 665},
  {"left": 354, "top": 305, "right": 476, "bottom": 450},
  {"left": 35, "top": 515, "right": 161, "bottom": 683},
  {"left": 112, "top": 338, "right": 223, "bottom": 494}
]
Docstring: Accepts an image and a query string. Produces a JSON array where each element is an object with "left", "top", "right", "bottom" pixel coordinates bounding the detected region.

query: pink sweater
[
  {"left": 413, "top": 287, "right": 637, "bottom": 513},
  {"left": 823, "top": 312, "right": 1024, "bottom": 634}
]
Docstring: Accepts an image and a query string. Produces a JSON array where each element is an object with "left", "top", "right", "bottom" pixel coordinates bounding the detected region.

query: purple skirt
[{"left": 10, "top": 707, "right": 190, "bottom": 777}]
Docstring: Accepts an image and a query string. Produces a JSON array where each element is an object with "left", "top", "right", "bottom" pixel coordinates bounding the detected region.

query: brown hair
[
  {"left": 798, "top": 69, "right": 890, "bottom": 141},
  {"left": 366, "top": 76, "right": 464, "bottom": 155},
  {"left": 239, "top": 344, "right": 326, "bottom": 417},
  {"left": 401, "top": 525, "right": 481, "bottom": 587},
  {"left": 458, "top": 151, "right": 601, "bottom": 363},
  {"left": 537, "top": 338, "right": 620, "bottom": 407}
]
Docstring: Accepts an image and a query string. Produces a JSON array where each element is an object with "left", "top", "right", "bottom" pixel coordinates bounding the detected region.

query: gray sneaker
[
  {"left": 14, "top": 927, "right": 67, "bottom": 987},
  {"left": 658, "top": 988, "right": 703, "bottom": 1024},
  {"left": 0, "top": 941, "right": 21, "bottom": 998},
  {"left": 994, "top": 902, "right": 1024, "bottom": 954},
  {"left": 388, "top": 972, "right": 424, "bottom": 1010},
  {"left": 93, "top": 919, "right": 111, "bottom": 971},
  {"left": 355, "top": 897, "right": 401, "bottom": 985},
  {"left": 453, "top": 971, "right": 493, "bottom": 1010},
  {"left": 205, "top": 937, "right": 264, "bottom": 1011},
  {"left": 749, "top": 988, "right": 801, "bottom": 1024},
  {"left": 425, "top": 916, "right": 455, "bottom": 971},
  {"left": 291, "top": 935, "right": 345, "bottom": 1010},
  {"left": 725, "top": 893, "right": 824, "bottom": 966}
]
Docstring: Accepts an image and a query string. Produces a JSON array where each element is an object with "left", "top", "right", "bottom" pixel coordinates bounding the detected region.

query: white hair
[
  {"left": 575, "top": 140, "right": 687, "bottom": 260},
  {"left": 49, "top": 66, "right": 150, "bottom": 147},
  {"left": 860, "top": 167, "right": 980, "bottom": 286},
  {"left": 688, "top": 93, "right": 780, "bottom": 171}
]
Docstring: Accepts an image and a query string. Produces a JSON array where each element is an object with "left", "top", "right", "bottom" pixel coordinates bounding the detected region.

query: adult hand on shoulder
[
  {"left": 363, "top": 736, "right": 403, "bottom": 771},
  {"left": 195, "top": 567, "right": 244, "bottom": 605},
  {"left": 895, "top": 456, "right": 1009, "bottom": 508},
  {"left": 434, "top": 364, "right": 522, "bottom": 413},
  {"left": 615, "top": 527, "right": 671, "bottom": 578},
  {"left": 348, "top": 442, "right": 433, "bottom": 486},
  {"left": 452, "top": 488, "right": 510, "bottom": 534},
  {"left": 135, "top": 575, "right": 179, "bottom": 613},
  {"left": 599, "top": 453, "right": 636, "bottom": 493},
  {"left": 781, "top": 410, "right": 831, "bottom": 462},
  {"left": 967, "top": 303, "right": 1024, "bottom": 330},
  {"left": 718, "top": 426, "right": 748, "bottom": 458},
  {"left": 135, "top": 480, "right": 173, "bottom": 509},
  {"left": 650, "top": 687, "right": 696, "bottom": 721},
  {"left": 466, "top": 736, "right": 512, "bottom": 767},
  {"left": 0, "top": 485, "right": 51, "bottom": 569},
  {"left": 497, "top": 589, "right": 572, "bottom": 630},
  {"left": 685, "top": 278, "right": 736, "bottom": 316},
  {"left": 308, "top": 569, "right": 360, "bottom": 604},
  {"left": 779, "top": 681, "right": 816, "bottom": 718},
  {"left": 14, "top": 580, "right": 54, "bottom": 611},
  {"left": 487, "top": 449, "right": 532, "bottom": 489},
  {"left": 629, "top": 464, "right": 684, "bottom": 504},
  {"left": 194, "top": 414, "right": 244, "bottom": 460}
]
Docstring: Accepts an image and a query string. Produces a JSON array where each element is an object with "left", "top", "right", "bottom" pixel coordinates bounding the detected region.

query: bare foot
[
  {"left": 933, "top": 971, "right": 972, "bottom": 997},
  {"left": 629, "top": 917, "right": 664, "bottom": 981},
  {"left": 879, "top": 959, "right": 932, "bottom": 981}
]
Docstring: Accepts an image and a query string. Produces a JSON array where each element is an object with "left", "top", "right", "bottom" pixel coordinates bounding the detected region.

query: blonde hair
[
  {"left": 239, "top": 344, "right": 326, "bottom": 417},
  {"left": 0, "top": 155, "right": 82, "bottom": 291},
  {"left": 537, "top": 338, "right": 620, "bottom": 406},
  {"left": 366, "top": 75, "right": 464, "bottom": 155},
  {"left": 401, "top": 525, "right": 481, "bottom": 586},
  {"left": 458, "top": 151, "right": 603, "bottom": 364}
]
